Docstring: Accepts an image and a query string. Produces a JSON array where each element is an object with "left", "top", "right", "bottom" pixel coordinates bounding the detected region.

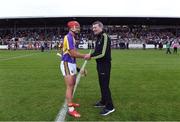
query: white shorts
[{"left": 60, "top": 61, "right": 77, "bottom": 76}]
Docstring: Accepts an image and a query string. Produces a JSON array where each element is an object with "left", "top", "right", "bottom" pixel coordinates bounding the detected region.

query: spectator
[
  {"left": 172, "top": 40, "right": 179, "bottom": 54},
  {"left": 166, "top": 41, "right": 171, "bottom": 54}
]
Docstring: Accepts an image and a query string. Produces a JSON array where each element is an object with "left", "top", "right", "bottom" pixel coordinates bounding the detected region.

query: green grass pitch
[{"left": 0, "top": 49, "right": 180, "bottom": 121}]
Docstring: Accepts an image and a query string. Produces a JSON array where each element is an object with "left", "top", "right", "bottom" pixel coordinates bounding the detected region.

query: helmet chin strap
[
  {"left": 70, "top": 29, "right": 79, "bottom": 34},
  {"left": 70, "top": 29, "right": 76, "bottom": 34}
]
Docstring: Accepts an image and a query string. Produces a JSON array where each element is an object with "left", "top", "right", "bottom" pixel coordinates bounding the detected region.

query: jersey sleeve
[
  {"left": 91, "top": 33, "right": 108, "bottom": 59},
  {"left": 67, "top": 35, "right": 75, "bottom": 50}
]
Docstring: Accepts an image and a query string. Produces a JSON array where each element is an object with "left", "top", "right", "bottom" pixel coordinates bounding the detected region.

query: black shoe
[
  {"left": 100, "top": 108, "right": 115, "bottom": 116},
  {"left": 93, "top": 101, "right": 105, "bottom": 108}
]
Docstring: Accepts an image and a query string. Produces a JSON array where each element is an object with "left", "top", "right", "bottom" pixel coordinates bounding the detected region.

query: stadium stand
[{"left": 0, "top": 17, "right": 180, "bottom": 49}]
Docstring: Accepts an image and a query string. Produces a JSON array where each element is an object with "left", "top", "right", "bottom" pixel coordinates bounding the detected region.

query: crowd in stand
[{"left": 0, "top": 25, "right": 180, "bottom": 50}]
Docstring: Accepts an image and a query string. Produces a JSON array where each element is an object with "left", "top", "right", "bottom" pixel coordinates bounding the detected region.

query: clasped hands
[{"left": 84, "top": 54, "right": 91, "bottom": 60}]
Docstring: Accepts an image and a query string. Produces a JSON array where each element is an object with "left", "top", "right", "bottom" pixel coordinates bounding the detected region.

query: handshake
[{"left": 84, "top": 54, "right": 91, "bottom": 60}]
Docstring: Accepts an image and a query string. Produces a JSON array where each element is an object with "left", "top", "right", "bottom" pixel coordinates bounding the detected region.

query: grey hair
[{"left": 92, "top": 21, "right": 104, "bottom": 29}]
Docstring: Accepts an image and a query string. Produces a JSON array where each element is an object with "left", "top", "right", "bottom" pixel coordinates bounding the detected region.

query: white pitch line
[
  {"left": 55, "top": 100, "right": 68, "bottom": 122},
  {"left": 55, "top": 51, "right": 91, "bottom": 122},
  {"left": 0, "top": 53, "right": 36, "bottom": 61}
]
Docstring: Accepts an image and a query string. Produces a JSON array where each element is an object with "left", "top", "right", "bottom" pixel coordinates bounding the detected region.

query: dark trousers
[
  {"left": 166, "top": 48, "right": 171, "bottom": 54},
  {"left": 97, "top": 61, "right": 114, "bottom": 110},
  {"left": 174, "top": 47, "right": 177, "bottom": 54}
]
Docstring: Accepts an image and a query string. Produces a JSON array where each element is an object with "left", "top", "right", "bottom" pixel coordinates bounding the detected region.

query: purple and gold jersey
[{"left": 61, "top": 32, "right": 76, "bottom": 63}]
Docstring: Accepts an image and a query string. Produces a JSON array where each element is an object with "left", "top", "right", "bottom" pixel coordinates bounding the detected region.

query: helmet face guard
[{"left": 67, "top": 21, "right": 80, "bottom": 34}]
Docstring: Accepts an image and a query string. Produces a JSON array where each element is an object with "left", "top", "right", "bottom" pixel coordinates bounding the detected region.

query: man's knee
[{"left": 65, "top": 75, "right": 76, "bottom": 86}]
